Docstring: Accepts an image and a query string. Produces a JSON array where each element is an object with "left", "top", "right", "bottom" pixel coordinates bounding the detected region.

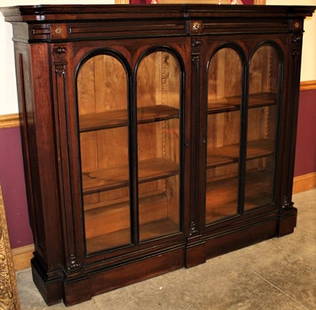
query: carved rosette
[{"left": 0, "top": 188, "right": 20, "bottom": 310}]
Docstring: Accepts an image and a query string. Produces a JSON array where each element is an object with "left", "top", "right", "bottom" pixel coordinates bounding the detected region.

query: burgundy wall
[
  {"left": 0, "top": 127, "right": 33, "bottom": 248},
  {"left": 294, "top": 89, "right": 316, "bottom": 176}
]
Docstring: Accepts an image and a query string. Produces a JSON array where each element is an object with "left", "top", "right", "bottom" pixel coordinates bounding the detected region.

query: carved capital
[
  {"left": 55, "top": 63, "right": 66, "bottom": 75},
  {"left": 67, "top": 254, "right": 81, "bottom": 272},
  {"left": 54, "top": 46, "right": 67, "bottom": 55},
  {"left": 192, "top": 55, "right": 200, "bottom": 64},
  {"left": 291, "top": 33, "right": 302, "bottom": 57},
  {"left": 192, "top": 39, "right": 202, "bottom": 49},
  {"left": 189, "top": 220, "right": 199, "bottom": 236},
  {"left": 281, "top": 195, "right": 294, "bottom": 210}
]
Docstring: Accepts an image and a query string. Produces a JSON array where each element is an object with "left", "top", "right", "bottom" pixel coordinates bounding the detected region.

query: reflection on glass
[
  {"left": 77, "top": 54, "right": 131, "bottom": 253},
  {"left": 245, "top": 45, "right": 280, "bottom": 210},
  {"left": 206, "top": 48, "right": 242, "bottom": 223},
  {"left": 137, "top": 51, "right": 181, "bottom": 241},
  {"left": 206, "top": 164, "right": 239, "bottom": 223}
]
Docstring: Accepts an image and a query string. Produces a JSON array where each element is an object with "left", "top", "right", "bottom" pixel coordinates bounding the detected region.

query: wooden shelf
[
  {"left": 82, "top": 158, "right": 179, "bottom": 194},
  {"left": 248, "top": 92, "right": 277, "bottom": 108},
  {"left": 207, "top": 139, "right": 274, "bottom": 168},
  {"left": 208, "top": 96, "right": 241, "bottom": 114},
  {"left": 246, "top": 139, "right": 274, "bottom": 159},
  {"left": 80, "top": 104, "right": 179, "bottom": 132},
  {"left": 86, "top": 218, "right": 178, "bottom": 253},
  {"left": 84, "top": 189, "right": 166, "bottom": 212},
  {"left": 206, "top": 169, "right": 272, "bottom": 223},
  {"left": 84, "top": 191, "right": 172, "bottom": 245},
  {"left": 208, "top": 92, "right": 277, "bottom": 114}
]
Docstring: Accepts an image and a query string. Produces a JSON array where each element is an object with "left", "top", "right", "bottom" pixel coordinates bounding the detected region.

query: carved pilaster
[
  {"left": 190, "top": 38, "right": 203, "bottom": 238},
  {"left": 52, "top": 46, "right": 82, "bottom": 274}
]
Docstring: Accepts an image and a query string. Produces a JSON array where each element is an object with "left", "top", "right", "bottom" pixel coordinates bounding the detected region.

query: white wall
[
  {"left": 0, "top": 1, "right": 315, "bottom": 115},
  {"left": 0, "top": 1, "right": 115, "bottom": 115},
  {"left": 266, "top": 0, "right": 316, "bottom": 83}
]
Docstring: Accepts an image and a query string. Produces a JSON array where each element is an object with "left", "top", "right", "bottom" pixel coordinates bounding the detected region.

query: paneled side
[{"left": 14, "top": 42, "right": 64, "bottom": 304}]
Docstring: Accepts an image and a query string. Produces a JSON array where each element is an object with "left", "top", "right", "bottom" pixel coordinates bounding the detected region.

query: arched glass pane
[
  {"left": 245, "top": 45, "right": 280, "bottom": 210},
  {"left": 206, "top": 48, "right": 242, "bottom": 223},
  {"left": 77, "top": 54, "right": 130, "bottom": 253},
  {"left": 137, "top": 51, "right": 181, "bottom": 241}
]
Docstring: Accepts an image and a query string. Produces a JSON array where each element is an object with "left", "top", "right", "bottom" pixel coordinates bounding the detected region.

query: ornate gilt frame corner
[{"left": 0, "top": 187, "right": 20, "bottom": 310}]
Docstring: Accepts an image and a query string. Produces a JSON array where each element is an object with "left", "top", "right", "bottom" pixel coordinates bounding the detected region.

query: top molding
[
  {"left": 1, "top": 5, "right": 315, "bottom": 43},
  {"left": 1, "top": 4, "right": 315, "bottom": 22}
]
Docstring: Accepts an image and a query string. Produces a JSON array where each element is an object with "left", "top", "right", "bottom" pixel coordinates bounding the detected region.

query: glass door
[
  {"left": 136, "top": 50, "right": 181, "bottom": 241},
  {"left": 206, "top": 48, "right": 243, "bottom": 223},
  {"left": 245, "top": 45, "right": 280, "bottom": 210},
  {"left": 76, "top": 48, "right": 182, "bottom": 254},
  {"left": 77, "top": 54, "right": 131, "bottom": 254}
]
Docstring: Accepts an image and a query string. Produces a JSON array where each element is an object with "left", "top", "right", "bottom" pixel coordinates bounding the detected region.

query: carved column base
[
  {"left": 277, "top": 206, "right": 297, "bottom": 237},
  {"left": 31, "top": 258, "right": 64, "bottom": 306},
  {"left": 185, "top": 237, "right": 206, "bottom": 268}
]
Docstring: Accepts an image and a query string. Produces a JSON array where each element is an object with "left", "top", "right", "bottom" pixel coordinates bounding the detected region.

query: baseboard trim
[
  {"left": 300, "top": 80, "right": 316, "bottom": 91},
  {"left": 0, "top": 113, "right": 20, "bottom": 129},
  {"left": 293, "top": 172, "right": 316, "bottom": 194},
  {"left": 12, "top": 244, "right": 34, "bottom": 271}
]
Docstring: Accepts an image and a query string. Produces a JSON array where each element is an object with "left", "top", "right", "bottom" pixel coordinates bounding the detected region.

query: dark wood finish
[
  {"left": 2, "top": 4, "right": 314, "bottom": 306},
  {"left": 64, "top": 246, "right": 184, "bottom": 306}
]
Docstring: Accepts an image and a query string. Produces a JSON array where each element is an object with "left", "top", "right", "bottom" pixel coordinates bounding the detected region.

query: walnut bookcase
[{"left": 1, "top": 4, "right": 314, "bottom": 306}]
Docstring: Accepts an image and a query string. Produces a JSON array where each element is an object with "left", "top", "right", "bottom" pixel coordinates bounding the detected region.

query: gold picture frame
[{"left": 0, "top": 187, "right": 20, "bottom": 310}]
